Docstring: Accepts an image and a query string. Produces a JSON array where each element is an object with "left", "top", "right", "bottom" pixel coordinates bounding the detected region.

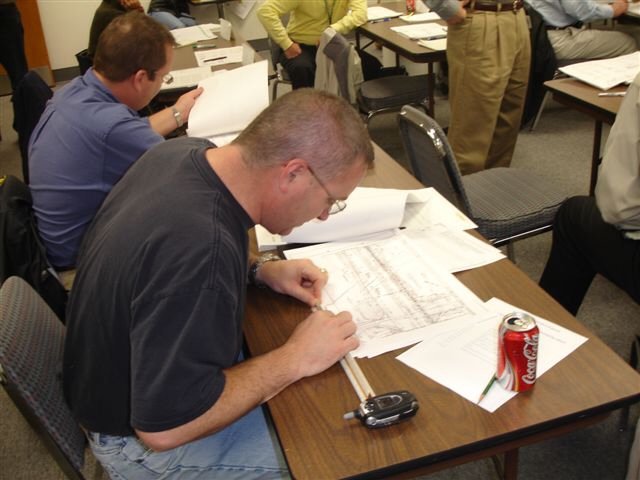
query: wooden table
[
  {"left": 544, "top": 78, "right": 625, "bottom": 195},
  {"left": 243, "top": 143, "right": 640, "bottom": 480},
  {"left": 356, "top": 2, "right": 446, "bottom": 117},
  {"left": 156, "top": 33, "right": 262, "bottom": 105}
]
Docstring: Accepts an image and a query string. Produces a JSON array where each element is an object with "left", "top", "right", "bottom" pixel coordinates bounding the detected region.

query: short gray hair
[{"left": 233, "top": 89, "right": 374, "bottom": 179}]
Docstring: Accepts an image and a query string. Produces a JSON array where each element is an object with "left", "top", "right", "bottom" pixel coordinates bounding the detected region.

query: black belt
[
  {"left": 545, "top": 21, "right": 583, "bottom": 30},
  {"left": 466, "top": 0, "right": 524, "bottom": 12}
]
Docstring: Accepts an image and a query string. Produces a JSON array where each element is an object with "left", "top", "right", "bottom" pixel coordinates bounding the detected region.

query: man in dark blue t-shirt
[{"left": 63, "top": 89, "right": 375, "bottom": 479}]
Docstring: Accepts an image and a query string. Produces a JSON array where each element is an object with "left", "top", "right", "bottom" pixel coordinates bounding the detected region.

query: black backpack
[{"left": 0, "top": 175, "right": 67, "bottom": 322}]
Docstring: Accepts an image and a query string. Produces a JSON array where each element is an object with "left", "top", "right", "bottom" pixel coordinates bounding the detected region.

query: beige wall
[{"left": 36, "top": 0, "right": 268, "bottom": 71}]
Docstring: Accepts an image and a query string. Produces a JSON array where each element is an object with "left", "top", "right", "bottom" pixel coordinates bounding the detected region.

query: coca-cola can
[{"left": 497, "top": 312, "right": 539, "bottom": 392}]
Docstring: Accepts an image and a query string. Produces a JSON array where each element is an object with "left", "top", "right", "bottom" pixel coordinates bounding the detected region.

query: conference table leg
[
  {"left": 491, "top": 449, "right": 519, "bottom": 480},
  {"left": 590, "top": 120, "right": 602, "bottom": 196}
]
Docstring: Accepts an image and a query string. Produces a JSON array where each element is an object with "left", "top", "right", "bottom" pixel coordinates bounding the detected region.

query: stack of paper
[
  {"left": 254, "top": 186, "right": 478, "bottom": 251},
  {"left": 367, "top": 5, "right": 402, "bottom": 21},
  {"left": 284, "top": 229, "right": 493, "bottom": 358},
  {"left": 397, "top": 298, "right": 588, "bottom": 412},
  {"left": 160, "top": 66, "right": 214, "bottom": 92},
  {"left": 559, "top": 51, "right": 640, "bottom": 90},
  {"left": 399, "top": 11, "right": 440, "bottom": 22},
  {"left": 193, "top": 46, "right": 244, "bottom": 67},
  {"left": 170, "top": 23, "right": 219, "bottom": 47},
  {"left": 186, "top": 60, "right": 269, "bottom": 146},
  {"left": 417, "top": 38, "right": 447, "bottom": 51},
  {"left": 390, "top": 23, "right": 447, "bottom": 40}
]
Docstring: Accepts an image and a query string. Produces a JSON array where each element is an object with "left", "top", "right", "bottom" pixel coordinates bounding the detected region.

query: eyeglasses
[
  {"left": 307, "top": 165, "right": 347, "bottom": 215},
  {"left": 162, "top": 73, "right": 174, "bottom": 85}
]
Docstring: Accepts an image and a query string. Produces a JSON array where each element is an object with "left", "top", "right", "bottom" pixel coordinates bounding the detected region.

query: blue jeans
[
  {"left": 149, "top": 11, "right": 196, "bottom": 30},
  {"left": 87, "top": 406, "right": 289, "bottom": 479}
]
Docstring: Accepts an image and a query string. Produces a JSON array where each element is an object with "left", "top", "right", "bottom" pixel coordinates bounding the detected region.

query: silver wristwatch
[
  {"left": 248, "top": 253, "right": 280, "bottom": 287},
  {"left": 171, "top": 106, "right": 183, "bottom": 128}
]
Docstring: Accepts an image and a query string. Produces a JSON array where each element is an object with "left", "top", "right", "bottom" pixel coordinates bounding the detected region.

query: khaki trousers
[{"left": 446, "top": 8, "right": 531, "bottom": 175}]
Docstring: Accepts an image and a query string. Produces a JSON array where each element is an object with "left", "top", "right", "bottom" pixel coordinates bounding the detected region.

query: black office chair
[
  {"left": 357, "top": 73, "right": 430, "bottom": 125},
  {"left": 268, "top": 37, "right": 293, "bottom": 102},
  {"left": 315, "top": 29, "right": 431, "bottom": 126},
  {"left": 75, "top": 49, "right": 93, "bottom": 76},
  {"left": 398, "top": 105, "right": 567, "bottom": 260},
  {"left": 529, "top": 57, "right": 590, "bottom": 131},
  {"left": 11, "top": 70, "right": 53, "bottom": 185},
  {"left": 0, "top": 276, "right": 88, "bottom": 479},
  {"left": 0, "top": 175, "right": 68, "bottom": 322}
]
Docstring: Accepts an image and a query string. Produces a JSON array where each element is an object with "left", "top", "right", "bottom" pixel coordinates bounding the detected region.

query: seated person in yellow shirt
[{"left": 258, "top": 0, "right": 367, "bottom": 89}]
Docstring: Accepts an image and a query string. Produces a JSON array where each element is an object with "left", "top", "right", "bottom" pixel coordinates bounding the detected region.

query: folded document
[
  {"left": 186, "top": 60, "right": 269, "bottom": 146},
  {"left": 255, "top": 186, "right": 477, "bottom": 251}
]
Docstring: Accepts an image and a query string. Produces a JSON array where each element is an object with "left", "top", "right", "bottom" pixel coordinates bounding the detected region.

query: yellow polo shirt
[{"left": 257, "top": 0, "right": 367, "bottom": 50}]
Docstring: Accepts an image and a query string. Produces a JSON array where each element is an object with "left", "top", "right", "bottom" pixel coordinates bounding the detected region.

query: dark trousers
[
  {"left": 0, "top": 3, "right": 28, "bottom": 92},
  {"left": 278, "top": 43, "right": 317, "bottom": 89},
  {"left": 539, "top": 196, "right": 640, "bottom": 315}
]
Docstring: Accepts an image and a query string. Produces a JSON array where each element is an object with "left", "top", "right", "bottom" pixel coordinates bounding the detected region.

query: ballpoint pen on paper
[
  {"left": 598, "top": 92, "right": 626, "bottom": 97},
  {"left": 193, "top": 44, "right": 217, "bottom": 50},
  {"left": 425, "top": 34, "right": 447, "bottom": 40},
  {"left": 478, "top": 375, "right": 497, "bottom": 403},
  {"left": 371, "top": 17, "right": 390, "bottom": 23},
  {"left": 204, "top": 56, "right": 227, "bottom": 63}
]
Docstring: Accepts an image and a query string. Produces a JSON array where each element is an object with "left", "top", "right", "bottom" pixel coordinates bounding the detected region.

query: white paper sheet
[
  {"left": 170, "top": 23, "right": 219, "bottom": 46},
  {"left": 367, "top": 5, "right": 403, "bottom": 21},
  {"left": 559, "top": 51, "right": 640, "bottom": 91},
  {"left": 390, "top": 23, "right": 447, "bottom": 40},
  {"left": 194, "top": 46, "right": 244, "bottom": 67},
  {"left": 228, "top": 0, "right": 256, "bottom": 19},
  {"left": 255, "top": 186, "right": 477, "bottom": 251},
  {"left": 397, "top": 298, "right": 588, "bottom": 413},
  {"left": 417, "top": 38, "right": 447, "bottom": 51},
  {"left": 160, "top": 66, "right": 214, "bottom": 91},
  {"left": 186, "top": 60, "right": 268, "bottom": 144},
  {"left": 285, "top": 230, "right": 489, "bottom": 358},
  {"left": 400, "top": 227, "right": 505, "bottom": 273},
  {"left": 399, "top": 12, "right": 440, "bottom": 22}
]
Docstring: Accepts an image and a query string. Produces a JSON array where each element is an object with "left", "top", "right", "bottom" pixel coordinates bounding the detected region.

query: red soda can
[
  {"left": 497, "top": 312, "right": 539, "bottom": 392},
  {"left": 406, "top": 0, "right": 416, "bottom": 14}
]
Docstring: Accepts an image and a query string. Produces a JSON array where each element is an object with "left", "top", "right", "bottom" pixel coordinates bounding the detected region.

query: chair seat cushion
[
  {"left": 357, "top": 74, "right": 429, "bottom": 111},
  {"left": 462, "top": 168, "right": 567, "bottom": 240}
]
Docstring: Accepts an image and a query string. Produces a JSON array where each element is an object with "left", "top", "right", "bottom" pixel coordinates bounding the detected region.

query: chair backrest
[
  {"left": 0, "top": 175, "right": 68, "bottom": 322},
  {"left": 314, "top": 28, "right": 363, "bottom": 104},
  {"left": 75, "top": 49, "right": 93, "bottom": 76},
  {"left": 10, "top": 70, "right": 53, "bottom": 185},
  {"left": 397, "top": 105, "right": 472, "bottom": 216},
  {"left": 0, "top": 276, "right": 86, "bottom": 479}
]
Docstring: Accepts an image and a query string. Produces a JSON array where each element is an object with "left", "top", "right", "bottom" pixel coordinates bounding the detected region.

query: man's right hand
[
  {"left": 446, "top": 1, "right": 468, "bottom": 25},
  {"left": 285, "top": 308, "right": 359, "bottom": 379},
  {"left": 284, "top": 42, "right": 302, "bottom": 59},
  {"left": 611, "top": 0, "right": 629, "bottom": 17}
]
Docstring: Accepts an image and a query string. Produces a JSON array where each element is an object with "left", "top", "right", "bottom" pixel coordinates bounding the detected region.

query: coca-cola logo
[{"left": 521, "top": 333, "right": 538, "bottom": 385}]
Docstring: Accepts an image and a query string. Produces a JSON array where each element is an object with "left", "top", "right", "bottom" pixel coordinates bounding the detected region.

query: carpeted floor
[{"left": 0, "top": 76, "right": 638, "bottom": 479}]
